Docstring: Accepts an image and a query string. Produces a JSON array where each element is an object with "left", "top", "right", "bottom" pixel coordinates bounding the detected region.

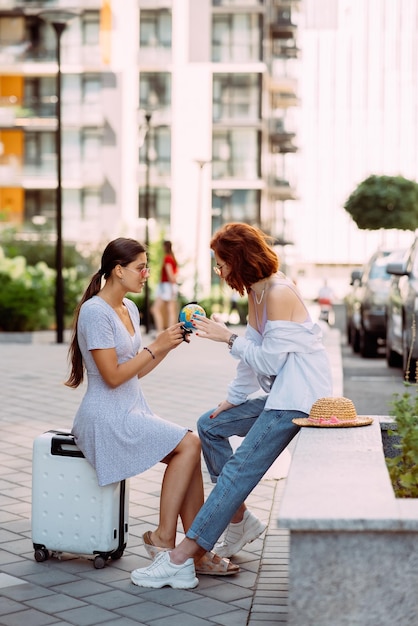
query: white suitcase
[{"left": 31, "top": 430, "right": 129, "bottom": 569}]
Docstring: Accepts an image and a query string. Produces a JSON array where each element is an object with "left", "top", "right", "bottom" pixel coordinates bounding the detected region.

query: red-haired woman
[{"left": 131, "top": 222, "right": 332, "bottom": 589}]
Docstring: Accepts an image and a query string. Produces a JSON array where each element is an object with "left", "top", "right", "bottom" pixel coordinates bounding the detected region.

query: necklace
[{"left": 253, "top": 285, "right": 266, "bottom": 305}]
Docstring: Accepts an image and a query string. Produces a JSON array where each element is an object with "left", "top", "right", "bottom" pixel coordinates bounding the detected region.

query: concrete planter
[{"left": 278, "top": 417, "right": 418, "bottom": 626}]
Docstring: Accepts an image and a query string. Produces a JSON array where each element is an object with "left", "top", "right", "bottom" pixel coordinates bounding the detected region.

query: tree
[{"left": 344, "top": 175, "right": 418, "bottom": 230}]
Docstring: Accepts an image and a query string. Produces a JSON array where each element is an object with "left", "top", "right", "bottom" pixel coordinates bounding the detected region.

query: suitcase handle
[{"left": 50, "top": 432, "right": 85, "bottom": 458}]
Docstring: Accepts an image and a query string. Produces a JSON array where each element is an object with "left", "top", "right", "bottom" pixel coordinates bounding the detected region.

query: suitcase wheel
[
  {"left": 110, "top": 548, "right": 124, "bottom": 560},
  {"left": 94, "top": 555, "right": 107, "bottom": 569},
  {"left": 34, "top": 547, "right": 50, "bottom": 563}
]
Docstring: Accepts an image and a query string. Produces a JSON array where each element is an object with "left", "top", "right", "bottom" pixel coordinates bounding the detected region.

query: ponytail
[{"left": 65, "top": 272, "right": 102, "bottom": 388}]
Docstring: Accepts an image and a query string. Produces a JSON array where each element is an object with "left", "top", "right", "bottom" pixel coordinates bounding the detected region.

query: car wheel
[
  {"left": 352, "top": 328, "right": 360, "bottom": 353},
  {"left": 402, "top": 328, "right": 417, "bottom": 382},
  {"left": 360, "top": 327, "right": 377, "bottom": 358},
  {"left": 386, "top": 342, "right": 402, "bottom": 368}
]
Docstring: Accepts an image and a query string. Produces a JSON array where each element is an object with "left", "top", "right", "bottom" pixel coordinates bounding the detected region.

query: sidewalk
[{"left": 0, "top": 322, "right": 341, "bottom": 626}]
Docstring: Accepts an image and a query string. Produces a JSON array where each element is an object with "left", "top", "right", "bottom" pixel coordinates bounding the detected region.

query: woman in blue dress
[{"left": 65, "top": 237, "right": 238, "bottom": 579}]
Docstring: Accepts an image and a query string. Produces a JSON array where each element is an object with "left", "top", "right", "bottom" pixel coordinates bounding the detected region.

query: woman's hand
[
  {"left": 192, "top": 315, "right": 231, "bottom": 343},
  {"left": 210, "top": 399, "right": 236, "bottom": 419},
  {"left": 153, "top": 322, "right": 189, "bottom": 352}
]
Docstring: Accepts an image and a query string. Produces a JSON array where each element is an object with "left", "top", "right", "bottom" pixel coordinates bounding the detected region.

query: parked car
[
  {"left": 345, "top": 248, "right": 405, "bottom": 358},
  {"left": 345, "top": 268, "right": 362, "bottom": 352},
  {"left": 386, "top": 239, "right": 418, "bottom": 380}
]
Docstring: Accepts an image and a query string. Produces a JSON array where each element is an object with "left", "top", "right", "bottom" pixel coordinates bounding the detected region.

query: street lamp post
[
  {"left": 39, "top": 11, "right": 76, "bottom": 344},
  {"left": 143, "top": 112, "right": 152, "bottom": 333},
  {"left": 193, "top": 159, "right": 211, "bottom": 302}
]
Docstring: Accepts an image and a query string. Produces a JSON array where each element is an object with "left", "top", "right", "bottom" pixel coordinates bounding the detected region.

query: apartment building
[{"left": 0, "top": 0, "right": 300, "bottom": 298}]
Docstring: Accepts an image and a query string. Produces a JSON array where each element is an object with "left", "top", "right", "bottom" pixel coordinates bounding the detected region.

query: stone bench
[{"left": 278, "top": 416, "right": 418, "bottom": 626}]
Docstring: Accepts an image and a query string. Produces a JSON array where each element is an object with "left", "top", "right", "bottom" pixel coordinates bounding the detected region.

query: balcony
[
  {"left": 0, "top": 156, "right": 104, "bottom": 190},
  {"left": 267, "top": 176, "right": 297, "bottom": 201},
  {"left": 268, "top": 76, "right": 299, "bottom": 108},
  {"left": 270, "top": 18, "right": 298, "bottom": 41},
  {"left": 271, "top": 39, "right": 300, "bottom": 60},
  {"left": 271, "top": 0, "right": 301, "bottom": 5},
  {"left": 0, "top": 0, "right": 102, "bottom": 11},
  {"left": 268, "top": 119, "right": 297, "bottom": 154}
]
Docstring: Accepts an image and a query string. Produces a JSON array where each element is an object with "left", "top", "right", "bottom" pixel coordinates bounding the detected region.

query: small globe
[{"left": 179, "top": 303, "right": 206, "bottom": 331}]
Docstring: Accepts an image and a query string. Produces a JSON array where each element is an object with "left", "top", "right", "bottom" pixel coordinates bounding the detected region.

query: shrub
[
  {"left": 386, "top": 385, "right": 418, "bottom": 498},
  {"left": 0, "top": 247, "right": 89, "bottom": 332},
  {"left": 0, "top": 252, "right": 54, "bottom": 331}
]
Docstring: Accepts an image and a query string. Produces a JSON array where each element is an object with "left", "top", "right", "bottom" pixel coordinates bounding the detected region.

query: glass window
[
  {"left": 138, "top": 187, "right": 171, "bottom": 226},
  {"left": 139, "top": 126, "right": 171, "bottom": 177},
  {"left": 24, "top": 77, "right": 55, "bottom": 117},
  {"left": 82, "top": 190, "right": 100, "bottom": 221},
  {"left": 140, "top": 10, "right": 172, "bottom": 49},
  {"left": 139, "top": 72, "right": 171, "bottom": 111},
  {"left": 213, "top": 129, "right": 260, "bottom": 180},
  {"left": 82, "top": 129, "right": 101, "bottom": 162},
  {"left": 213, "top": 73, "right": 261, "bottom": 122},
  {"left": 25, "top": 132, "right": 55, "bottom": 167},
  {"left": 25, "top": 189, "right": 55, "bottom": 226},
  {"left": 213, "top": 1, "right": 264, "bottom": 5},
  {"left": 82, "top": 13, "right": 100, "bottom": 45},
  {"left": 211, "top": 189, "right": 260, "bottom": 234},
  {"left": 83, "top": 74, "right": 101, "bottom": 103},
  {"left": 212, "top": 13, "right": 262, "bottom": 62}
]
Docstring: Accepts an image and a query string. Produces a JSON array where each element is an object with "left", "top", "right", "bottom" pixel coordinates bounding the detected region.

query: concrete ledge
[{"left": 278, "top": 415, "right": 418, "bottom": 626}]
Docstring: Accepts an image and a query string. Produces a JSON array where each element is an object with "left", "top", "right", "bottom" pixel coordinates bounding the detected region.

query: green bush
[
  {"left": 0, "top": 246, "right": 90, "bottom": 332},
  {"left": 0, "top": 253, "right": 54, "bottom": 331},
  {"left": 386, "top": 385, "right": 418, "bottom": 498}
]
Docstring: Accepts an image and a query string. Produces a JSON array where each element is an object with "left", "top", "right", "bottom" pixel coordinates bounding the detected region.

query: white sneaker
[
  {"left": 131, "top": 551, "right": 198, "bottom": 589},
  {"left": 214, "top": 510, "right": 267, "bottom": 558}
]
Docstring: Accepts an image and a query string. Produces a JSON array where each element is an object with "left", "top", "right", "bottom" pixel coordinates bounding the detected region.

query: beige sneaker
[
  {"left": 214, "top": 510, "right": 267, "bottom": 557},
  {"left": 131, "top": 551, "right": 198, "bottom": 589}
]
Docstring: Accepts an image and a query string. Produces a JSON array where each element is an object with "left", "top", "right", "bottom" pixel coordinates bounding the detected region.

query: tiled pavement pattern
[{"left": 0, "top": 323, "right": 341, "bottom": 626}]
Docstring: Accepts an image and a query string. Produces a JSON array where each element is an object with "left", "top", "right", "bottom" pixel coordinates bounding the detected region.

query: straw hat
[{"left": 292, "top": 397, "right": 374, "bottom": 428}]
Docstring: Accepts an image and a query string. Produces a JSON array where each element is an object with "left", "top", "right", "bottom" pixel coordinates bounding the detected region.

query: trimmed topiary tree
[{"left": 344, "top": 174, "right": 418, "bottom": 230}]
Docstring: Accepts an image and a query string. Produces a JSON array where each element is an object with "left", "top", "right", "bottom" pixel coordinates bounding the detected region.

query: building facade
[
  {"left": 1, "top": 0, "right": 416, "bottom": 301},
  {"left": 0, "top": 0, "right": 301, "bottom": 298}
]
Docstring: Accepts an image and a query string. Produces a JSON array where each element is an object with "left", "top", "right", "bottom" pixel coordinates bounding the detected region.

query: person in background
[
  {"left": 317, "top": 279, "right": 336, "bottom": 324},
  {"left": 130, "top": 222, "right": 333, "bottom": 589},
  {"left": 65, "top": 237, "right": 238, "bottom": 585},
  {"left": 151, "top": 240, "right": 179, "bottom": 336}
]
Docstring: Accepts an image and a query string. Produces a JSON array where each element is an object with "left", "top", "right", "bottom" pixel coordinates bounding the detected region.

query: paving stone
[{"left": 0, "top": 329, "right": 342, "bottom": 625}]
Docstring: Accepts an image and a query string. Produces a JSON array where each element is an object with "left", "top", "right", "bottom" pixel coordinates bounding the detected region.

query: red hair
[{"left": 210, "top": 223, "right": 279, "bottom": 296}]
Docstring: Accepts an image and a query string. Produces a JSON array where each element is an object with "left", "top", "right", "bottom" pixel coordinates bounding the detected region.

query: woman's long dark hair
[
  {"left": 65, "top": 238, "right": 146, "bottom": 388},
  {"left": 163, "top": 240, "right": 177, "bottom": 264},
  {"left": 211, "top": 223, "right": 279, "bottom": 296}
]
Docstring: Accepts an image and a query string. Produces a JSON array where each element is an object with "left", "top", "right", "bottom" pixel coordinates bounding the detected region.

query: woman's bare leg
[
  {"left": 149, "top": 432, "right": 203, "bottom": 548},
  {"left": 167, "top": 299, "right": 179, "bottom": 327},
  {"left": 150, "top": 297, "right": 165, "bottom": 334}
]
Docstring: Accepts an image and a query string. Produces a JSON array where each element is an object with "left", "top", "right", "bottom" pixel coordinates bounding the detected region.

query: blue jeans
[{"left": 186, "top": 396, "right": 304, "bottom": 551}]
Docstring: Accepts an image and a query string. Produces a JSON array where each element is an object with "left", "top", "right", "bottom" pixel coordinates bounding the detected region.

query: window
[
  {"left": 140, "top": 10, "right": 171, "bottom": 49},
  {"left": 82, "top": 129, "right": 101, "bottom": 162},
  {"left": 139, "top": 126, "right": 171, "bottom": 176},
  {"left": 25, "top": 189, "right": 55, "bottom": 226},
  {"left": 83, "top": 74, "right": 101, "bottom": 103},
  {"left": 212, "top": 129, "right": 261, "bottom": 179},
  {"left": 139, "top": 72, "right": 171, "bottom": 112},
  {"left": 213, "top": 73, "right": 261, "bottom": 121},
  {"left": 24, "top": 77, "right": 56, "bottom": 117},
  {"left": 138, "top": 187, "right": 171, "bottom": 227},
  {"left": 82, "top": 190, "right": 101, "bottom": 221},
  {"left": 82, "top": 12, "right": 100, "bottom": 45},
  {"left": 25, "top": 132, "right": 55, "bottom": 169},
  {"left": 212, "top": 189, "right": 260, "bottom": 235},
  {"left": 212, "top": 13, "right": 262, "bottom": 62}
]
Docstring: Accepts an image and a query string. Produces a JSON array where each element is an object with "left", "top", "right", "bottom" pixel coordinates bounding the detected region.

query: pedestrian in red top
[{"left": 151, "top": 240, "right": 179, "bottom": 335}]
